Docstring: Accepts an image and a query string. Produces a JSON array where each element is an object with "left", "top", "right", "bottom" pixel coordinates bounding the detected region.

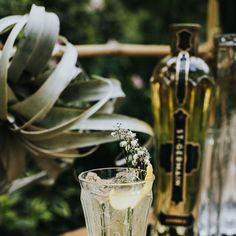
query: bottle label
[
  {"left": 176, "top": 29, "right": 192, "bottom": 52},
  {"left": 158, "top": 108, "right": 200, "bottom": 227},
  {"left": 171, "top": 109, "right": 187, "bottom": 204},
  {"left": 159, "top": 110, "right": 200, "bottom": 196},
  {"left": 159, "top": 212, "right": 194, "bottom": 227},
  {"left": 176, "top": 51, "right": 190, "bottom": 104}
]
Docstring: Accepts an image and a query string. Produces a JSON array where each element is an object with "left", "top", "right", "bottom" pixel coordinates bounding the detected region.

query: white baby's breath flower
[
  {"left": 120, "top": 141, "right": 127, "bottom": 147},
  {"left": 132, "top": 160, "right": 137, "bottom": 166},
  {"left": 130, "top": 133, "right": 136, "bottom": 138},
  {"left": 111, "top": 124, "right": 151, "bottom": 170},
  {"left": 131, "top": 140, "right": 138, "bottom": 147},
  {"left": 127, "top": 155, "right": 132, "bottom": 162},
  {"left": 137, "top": 150, "right": 144, "bottom": 156},
  {"left": 128, "top": 130, "right": 134, "bottom": 137},
  {"left": 133, "top": 154, "right": 138, "bottom": 160},
  {"left": 142, "top": 147, "right": 148, "bottom": 152}
]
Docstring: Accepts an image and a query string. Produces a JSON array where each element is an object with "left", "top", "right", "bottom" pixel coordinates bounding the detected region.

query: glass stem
[
  {"left": 100, "top": 203, "right": 107, "bottom": 236},
  {"left": 127, "top": 207, "right": 134, "bottom": 236}
]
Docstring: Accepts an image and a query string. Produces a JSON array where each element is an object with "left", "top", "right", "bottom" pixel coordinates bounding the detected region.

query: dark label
[
  {"left": 159, "top": 212, "right": 194, "bottom": 227},
  {"left": 158, "top": 108, "right": 200, "bottom": 227},
  {"left": 160, "top": 143, "right": 172, "bottom": 173},
  {"left": 159, "top": 143, "right": 199, "bottom": 174},
  {"left": 171, "top": 109, "right": 187, "bottom": 204},
  {"left": 186, "top": 144, "right": 199, "bottom": 173},
  {"left": 176, "top": 53, "right": 188, "bottom": 104},
  {"left": 177, "top": 30, "right": 192, "bottom": 51}
]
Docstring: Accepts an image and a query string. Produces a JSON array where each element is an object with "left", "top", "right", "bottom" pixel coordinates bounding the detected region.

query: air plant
[{"left": 0, "top": 5, "right": 153, "bottom": 194}]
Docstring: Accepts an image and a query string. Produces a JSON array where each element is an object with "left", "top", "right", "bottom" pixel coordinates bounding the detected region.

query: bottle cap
[{"left": 170, "top": 23, "right": 201, "bottom": 55}]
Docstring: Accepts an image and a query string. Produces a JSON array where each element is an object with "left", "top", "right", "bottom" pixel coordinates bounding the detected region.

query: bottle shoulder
[{"left": 151, "top": 55, "right": 214, "bottom": 84}]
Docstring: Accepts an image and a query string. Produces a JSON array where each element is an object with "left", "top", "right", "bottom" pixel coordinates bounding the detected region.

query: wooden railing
[{"left": 57, "top": 0, "right": 219, "bottom": 59}]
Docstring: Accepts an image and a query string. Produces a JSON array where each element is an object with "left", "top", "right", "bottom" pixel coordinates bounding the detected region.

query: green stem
[
  {"left": 127, "top": 207, "right": 133, "bottom": 236},
  {"left": 100, "top": 203, "right": 107, "bottom": 236}
]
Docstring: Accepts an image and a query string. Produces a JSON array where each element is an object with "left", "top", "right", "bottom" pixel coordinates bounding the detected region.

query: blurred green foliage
[
  {"left": 0, "top": 0, "right": 235, "bottom": 235},
  {"left": 0, "top": 171, "right": 84, "bottom": 236}
]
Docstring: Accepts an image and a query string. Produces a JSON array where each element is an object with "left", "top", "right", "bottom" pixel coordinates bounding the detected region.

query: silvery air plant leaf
[{"left": 0, "top": 4, "right": 153, "bottom": 194}]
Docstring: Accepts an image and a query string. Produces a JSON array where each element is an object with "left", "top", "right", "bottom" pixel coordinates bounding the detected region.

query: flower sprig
[{"left": 111, "top": 124, "right": 151, "bottom": 170}]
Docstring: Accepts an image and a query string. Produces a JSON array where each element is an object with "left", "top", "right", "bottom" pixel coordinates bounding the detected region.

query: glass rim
[
  {"left": 170, "top": 23, "right": 201, "bottom": 30},
  {"left": 77, "top": 167, "right": 154, "bottom": 187},
  {"left": 215, "top": 33, "right": 236, "bottom": 46}
]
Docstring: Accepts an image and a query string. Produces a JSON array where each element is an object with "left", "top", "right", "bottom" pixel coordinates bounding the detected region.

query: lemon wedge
[
  {"left": 141, "top": 163, "right": 153, "bottom": 195},
  {"left": 109, "top": 189, "right": 141, "bottom": 210},
  {"left": 109, "top": 164, "right": 154, "bottom": 210}
]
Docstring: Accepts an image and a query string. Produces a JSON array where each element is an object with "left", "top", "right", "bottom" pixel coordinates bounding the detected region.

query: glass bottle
[
  {"left": 150, "top": 24, "right": 215, "bottom": 235},
  {"left": 204, "top": 34, "right": 236, "bottom": 236},
  {"left": 215, "top": 34, "right": 236, "bottom": 126}
]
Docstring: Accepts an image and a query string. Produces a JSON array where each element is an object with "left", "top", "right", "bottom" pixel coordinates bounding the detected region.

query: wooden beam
[
  {"left": 54, "top": 0, "right": 218, "bottom": 59},
  {"left": 54, "top": 42, "right": 211, "bottom": 58},
  {"left": 76, "top": 43, "right": 170, "bottom": 57}
]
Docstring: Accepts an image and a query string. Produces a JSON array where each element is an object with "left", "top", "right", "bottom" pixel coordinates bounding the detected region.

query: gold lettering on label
[
  {"left": 176, "top": 179, "right": 181, "bottom": 186},
  {"left": 176, "top": 143, "right": 183, "bottom": 150},
  {"left": 166, "top": 218, "right": 187, "bottom": 224},
  {"left": 175, "top": 162, "right": 182, "bottom": 186},
  {"left": 176, "top": 134, "right": 184, "bottom": 140},
  {"left": 176, "top": 129, "right": 184, "bottom": 134},
  {"left": 174, "top": 124, "right": 185, "bottom": 189},
  {"left": 176, "top": 163, "right": 182, "bottom": 169},
  {"left": 176, "top": 150, "right": 183, "bottom": 156},
  {"left": 176, "top": 157, "right": 182, "bottom": 162}
]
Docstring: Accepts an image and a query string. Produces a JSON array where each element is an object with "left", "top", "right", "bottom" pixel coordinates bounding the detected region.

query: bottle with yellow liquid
[{"left": 150, "top": 24, "right": 215, "bottom": 235}]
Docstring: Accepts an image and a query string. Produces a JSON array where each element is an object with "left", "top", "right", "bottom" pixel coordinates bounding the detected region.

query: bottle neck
[{"left": 170, "top": 28, "right": 200, "bottom": 56}]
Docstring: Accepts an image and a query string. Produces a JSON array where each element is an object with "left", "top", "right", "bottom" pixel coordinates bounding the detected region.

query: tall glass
[
  {"left": 199, "top": 128, "right": 224, "bottom": 236},
  {"left": 78, "top": 167, "right": 154, "bottom": 236},
  {"left": 215, "top": 34, "right": 236, "bottom": 235},
  {"left": 214, "top": 34, "right": 236, "bottom": 127},
  {"left": 199, "top": 34, "right": 236, "bottom": 236},
  {"left": 199, "top": 126, "right": 236, "bottom": 236}
]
